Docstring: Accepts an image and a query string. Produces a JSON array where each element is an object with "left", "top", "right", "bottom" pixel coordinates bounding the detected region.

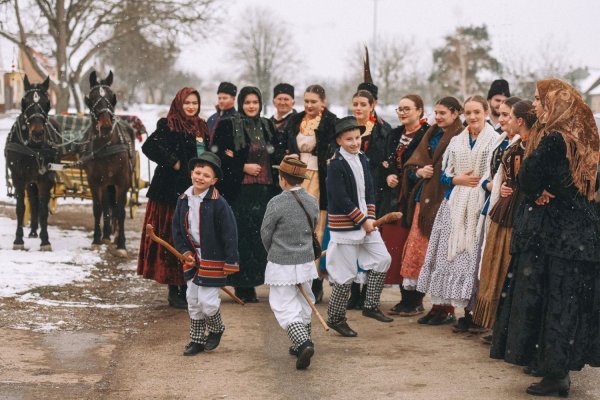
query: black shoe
[
  {"left": 526, "top": 375, "right": 570, "bottom": 397},
  {"left": 183, "top": 341, "right": 204, "bottom": 356},
  {"left": 398, "top": 304, "right": 425, "bottom": 317},
  {"left": 388, "top": 302, "right": 408, "bottom": 315},
  {"left": 417, "top": 308, "right": 437, "bottom": 324},
  {"left": 362, "top": 307, "right": 394, "bottom": 322},
  {"left": 453, "top": 314, "right": 472, "bottom": 333},
  {"left": 236, "top": 287, "right": 259, "bottom": 303},
  {"left": 295, "top": 340, "right": 315, "bottom": 370},
  {"left": 289, "top": 346, "right": 298, "bottom": 356},
  {"left": 326, "top": 318, "right": 358, "bottom": 337},
  {"left": 428, "top": 312, "right": 456, "bottom": 326},
  {"left": 523, "top": 366, "right": 544, "bottom": 377},
  {"left": 480, "top": 334, "right": 493, "bottom": 345},
  {"left": 168, "top": 285, "right": 187, "bottom": 309},
  {"left": 204, "top": 331, "right": 223, "bottom": 351}
]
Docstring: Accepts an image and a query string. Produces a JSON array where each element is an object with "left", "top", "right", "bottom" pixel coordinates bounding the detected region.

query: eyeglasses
[{"left": 396, "top": 107, "right": 416, "bottom": 114}]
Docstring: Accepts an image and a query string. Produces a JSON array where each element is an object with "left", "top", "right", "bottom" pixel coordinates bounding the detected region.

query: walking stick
[
  {"left": 145, "top": 224, "right": 245, "bottom": 306},
  {"left": 296, "top": 284, "right": 329, "bottom": 332},
  {"left": 316, "top": 211, "right": 403, "bottom": 260}
]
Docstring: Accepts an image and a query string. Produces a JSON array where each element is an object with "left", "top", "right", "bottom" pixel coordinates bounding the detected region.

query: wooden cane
[
  {"left": 145, "top": 224, "right": 245, "bottom": 306},
  {"left": 296, "top": 284, "right": 329, "bottom": 332}
]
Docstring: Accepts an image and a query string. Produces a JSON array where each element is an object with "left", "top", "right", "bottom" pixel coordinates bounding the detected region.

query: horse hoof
[
  {"left": 40, "top": 244, "right": 52, "bottom": 252},
  {"left": 115, "top": 249, "right": 128, "bottom": 258},
  {"left": 102, "top": 238, "right": 112, "bottom": 245},
  {"left": 13, "top": 244, "right": 26, "bottom": 251},
  {"left": 91, "top": 244, "right": 102, "bottom": 251},
  {"left": 28, "top": 231, "right": 38, "bottom": 238}
]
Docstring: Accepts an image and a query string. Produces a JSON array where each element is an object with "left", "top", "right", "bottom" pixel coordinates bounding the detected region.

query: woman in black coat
[
  {"left": 212, "top": 86, "right": 281, "bottom": 303},
  {"left": 490, "top": 79, "right": 600, "bottom": 397},
  {"left": 286, "top": 84, "right": 337, "bottom": 302},
  {"left": 138, "top": 87, "right": 208, "bottom": 308}
]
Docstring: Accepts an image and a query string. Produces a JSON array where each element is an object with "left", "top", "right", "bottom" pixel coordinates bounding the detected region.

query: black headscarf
[{"left": 237, "top": 86, "right": 263, "bottom": 119}]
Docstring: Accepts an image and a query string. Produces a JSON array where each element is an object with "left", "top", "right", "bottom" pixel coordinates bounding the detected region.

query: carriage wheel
[{"left": 48, "top": 196, "right": 58, "bottom": 215}]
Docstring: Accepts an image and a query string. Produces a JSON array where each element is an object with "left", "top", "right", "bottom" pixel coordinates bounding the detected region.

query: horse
[
  {"left": 4, "top": 76, "right": 60, "bottom": 251},
  {"left": 83, "top": 70, "right": 133, "bottom": 257}
]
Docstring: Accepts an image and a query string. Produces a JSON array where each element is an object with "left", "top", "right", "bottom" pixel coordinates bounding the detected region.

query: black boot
[
  {"left": 311, "top": 279, "right": 324, "bottom": 304},
  {"left": 296, "top": 340, "right": 315, "bottom": 370},
  {"left": 235, "top": 287, "right": 259, "bottom": 303},
  {"left": 178, "top": 285, "right": 188, "bottom": 306},
  {"left": 168, "top": 285, "right": 187, "bottom": 309},
  {"left": 347, "top": 282, "right": 361, "bottom": 310},
  {"left": 526, "top": 374, "right": 570, "bottom": 397},
  {"left": 357, "top": 284, "right": 367, "bottom": 309}
]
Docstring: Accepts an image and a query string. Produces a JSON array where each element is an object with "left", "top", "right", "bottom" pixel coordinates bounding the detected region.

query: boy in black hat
[
  {"left": 261, "top": 156, "right": 319, "bottom": 369},
  {"left": 487, "top": 79, "right": 510, "bottom": 133},
  {"left": 172, "top": 152, "right": 239, "bottom": 356},
  {"left": 325, "top": 117, "right": 393, "bottom": 338},
  {"left": 207, "top": 82, "right": 238, "bottom": 144}
]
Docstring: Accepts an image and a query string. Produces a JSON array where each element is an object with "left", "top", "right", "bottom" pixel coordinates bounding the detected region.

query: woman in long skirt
[
  {"left": 213, "top": 87, "right": 281, "bottom": 303},
  {"left": 491, "top": 79, "right": 600, "bottom": 397}
]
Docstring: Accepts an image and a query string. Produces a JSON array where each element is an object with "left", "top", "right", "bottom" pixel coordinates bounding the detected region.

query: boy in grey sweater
[{"left": 261, "top": 157, "right": 319, "bottom": 370}]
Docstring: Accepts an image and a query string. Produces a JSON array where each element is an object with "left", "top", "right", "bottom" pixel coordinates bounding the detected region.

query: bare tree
[
  {"left": 230, "top": 6, "right": 299, "bottom": 111},
  {"left": 0, "top": 0, "right": 221, "bottom": 112}
]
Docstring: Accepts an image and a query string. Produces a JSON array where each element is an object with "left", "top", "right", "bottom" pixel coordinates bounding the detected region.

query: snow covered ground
[{"left": 0, "top": 215, "right": 101, "bottom": 298}]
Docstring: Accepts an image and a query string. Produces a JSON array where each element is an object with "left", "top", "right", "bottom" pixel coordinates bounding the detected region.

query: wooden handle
[
  {"left": 297, "top": 284, "right": 329, "bottom": 332},
  {"left": 373, "top": 211, "right": 403, "bottom": 227},
  {"left": 145, "top": 224, "right": 245, "bottom": 306}
]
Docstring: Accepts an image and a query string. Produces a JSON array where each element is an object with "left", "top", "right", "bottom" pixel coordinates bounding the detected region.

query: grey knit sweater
[{"left": 260, "top": 187, "right": 319, "bottom": 265}]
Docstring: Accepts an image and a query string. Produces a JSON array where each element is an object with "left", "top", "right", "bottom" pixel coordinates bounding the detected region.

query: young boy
[
  {"left": 326, "top": 116, "right": 393, "bottom": 337},
  {"left": 172, "top": 152, "right": 239, "bottom": 356},
  {"left": 260, "top": 157, "right": 319, "bottom": 369}
]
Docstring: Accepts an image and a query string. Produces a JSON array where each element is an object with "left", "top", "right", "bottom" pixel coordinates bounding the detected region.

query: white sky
[{"left": 179, "top": 0, "right": 600, "bottom": 91}]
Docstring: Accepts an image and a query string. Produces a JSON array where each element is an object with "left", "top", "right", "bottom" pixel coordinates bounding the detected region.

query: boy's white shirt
[
  {"left": 184, "top": 186, "right": 209, "bottom": 259},
  {"left": 330, "top": 147, "right": 368, "bottom": 244}
]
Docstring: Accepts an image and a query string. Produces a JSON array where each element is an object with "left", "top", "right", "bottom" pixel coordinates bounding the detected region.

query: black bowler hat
[
  {"left": 334, "top": 116, "right": 366, "bottom": 139},
  {"left": 217, "top": 82, "right": 237, "bottom": 97},
  {"left": 188, "top": 152, "right": 223, "bottom": 179},
  {"left": 273, "top": 83, "right": 294, "bottom": 99},
  {"left": 357, "top": 82, "right": 378, "bottom": 100},
  {"left": 487, "top": 79, "right": 510, "bottom": 100}
]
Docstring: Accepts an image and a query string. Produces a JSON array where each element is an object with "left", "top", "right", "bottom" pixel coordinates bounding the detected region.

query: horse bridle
[
  {"left": 22, "top": 88, "right": 50, "bottom": 126},
  {"left": 89, "top": 84, "right": 115, "bottom": 121}
]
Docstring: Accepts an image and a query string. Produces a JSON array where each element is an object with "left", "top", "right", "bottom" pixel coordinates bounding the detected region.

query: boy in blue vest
[
  {"left": 326, "top": 116, "right": 393, "bottom": 337},
  {"left": 172, "top": 152, "right": 239, "bottom": 356}
]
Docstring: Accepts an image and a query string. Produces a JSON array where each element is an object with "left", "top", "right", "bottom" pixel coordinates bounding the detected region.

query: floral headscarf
[{"left": 167, "top": 87, "right": 208, "bottom": 138}]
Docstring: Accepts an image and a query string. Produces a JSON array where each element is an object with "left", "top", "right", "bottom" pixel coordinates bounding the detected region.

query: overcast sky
[
  {"left": 179, "top": 0, "right": 600, "bottom": 90},
  {"left": 2, "top": 0, "right": 599, "bottom": 93}
]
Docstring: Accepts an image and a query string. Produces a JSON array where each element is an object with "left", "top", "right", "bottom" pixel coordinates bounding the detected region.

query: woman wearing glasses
[{"left": 380, "top": 94, "right": 429, "bottom": 316}]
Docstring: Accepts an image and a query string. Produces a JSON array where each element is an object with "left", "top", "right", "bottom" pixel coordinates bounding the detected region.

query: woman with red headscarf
[
  {"left": 138, "top": 87, "right": 209, "bottom": 308},
  {"left": 491, "top": 79, "right": 600, "bottom": 397}
]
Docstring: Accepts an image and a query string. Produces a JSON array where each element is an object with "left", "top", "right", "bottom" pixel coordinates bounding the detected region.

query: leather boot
[
  {"left": 311, "top": 279, "right": 324, "bottom": 304},
  {"left": 168, "top": 285, "right": 187, "bottom": 309},
  {"left": 347, "top": 282, "right": 361, "bottom": 310},
  {"left": 526, "top": 374, "right": 570, "bottom": 397},
  {"left": 295, "top": 340, "right": 315, "bottom": 370}
]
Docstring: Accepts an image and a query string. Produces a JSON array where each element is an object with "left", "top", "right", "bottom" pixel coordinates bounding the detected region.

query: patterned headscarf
[
  {"left": 167, "top": 87, "right": 208, "bottom": 138},
  {"left": 527, "top": 79, "right": 599, "bottom": 200}
]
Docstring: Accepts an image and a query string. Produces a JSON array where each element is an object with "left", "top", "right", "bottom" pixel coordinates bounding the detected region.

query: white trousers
[
  {"left": 186, "top": 281, "right": 221, "bottom": 320},
  {"left": 326, "top": 231, "right": 391, "bottom": 285},
  {"left": 268, "top": 281, "right": 314, "bottom": 330}
]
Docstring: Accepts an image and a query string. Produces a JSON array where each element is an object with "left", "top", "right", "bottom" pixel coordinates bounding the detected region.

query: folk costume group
[{"left": 136, "top": 59, "right": 600, "bottom": 394}]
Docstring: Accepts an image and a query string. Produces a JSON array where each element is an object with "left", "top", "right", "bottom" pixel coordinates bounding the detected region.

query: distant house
[{"left": 581, "top": 71, "right": 600, "bottom": 113}]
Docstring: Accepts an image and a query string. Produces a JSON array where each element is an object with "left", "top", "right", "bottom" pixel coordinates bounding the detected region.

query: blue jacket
[
  {"left": 172, "top": 186, "right": 240, "bottom": 287},
  {"left": 326, "top": 149, "right": 376, "bottom": 231}
]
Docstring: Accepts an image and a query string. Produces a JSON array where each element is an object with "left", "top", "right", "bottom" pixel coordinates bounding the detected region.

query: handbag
[{"left": 290, "top": 191, "right": 322, "bottom": 260}]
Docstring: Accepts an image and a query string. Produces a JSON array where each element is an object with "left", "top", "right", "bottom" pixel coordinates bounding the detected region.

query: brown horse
[
  {"left": 5, "top": 76, "right": 60, "bottom": 250},
  {"left": 83, "top": 70, "right": 133, "bottom": 257}
]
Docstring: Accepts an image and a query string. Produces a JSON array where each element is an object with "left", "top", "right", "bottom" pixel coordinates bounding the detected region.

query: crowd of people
[{"left": 135, "top": 67, "right": 600, "bottom": 395}]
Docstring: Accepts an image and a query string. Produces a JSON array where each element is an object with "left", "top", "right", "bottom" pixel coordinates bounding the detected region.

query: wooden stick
[
  {"left": 296, "top": 284, "right": 329, "bottom": 332},
  {"left": 146, "top": 224, "right": 245, "bottom": 306}
]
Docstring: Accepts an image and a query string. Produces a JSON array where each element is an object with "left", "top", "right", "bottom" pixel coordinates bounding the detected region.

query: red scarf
[{"left": 167, "top": 87, "right": 208, "bottom": 138}]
